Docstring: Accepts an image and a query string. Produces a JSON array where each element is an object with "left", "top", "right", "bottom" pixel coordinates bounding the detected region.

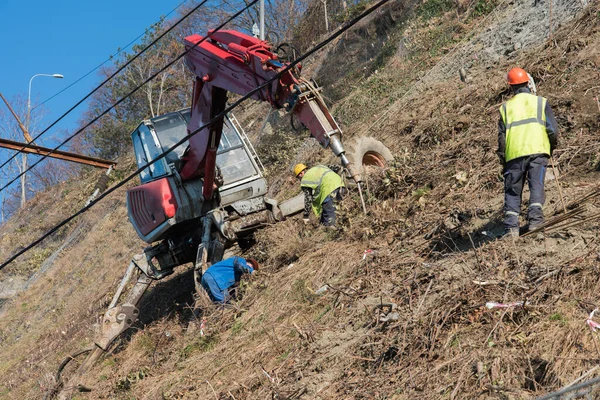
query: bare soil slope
[{"left": 1, "top": 0, "right": 600, "bottom": 399}]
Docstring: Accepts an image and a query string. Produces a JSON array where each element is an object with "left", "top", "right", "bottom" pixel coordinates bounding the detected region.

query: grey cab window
[
  {"left": 132, "top": 109, "right": 259, "bottom": 186},
  {"left": 151, "top": 111, "right": 188, "bottom": 163},
  {"left": 131, "top": 123, "right": 169, "bottom": 183},
  {"left": 216, "top": 120, "right": 257, "bottom": 185}
]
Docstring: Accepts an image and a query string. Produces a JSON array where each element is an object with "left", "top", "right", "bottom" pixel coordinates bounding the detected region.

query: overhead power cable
[
  {"left": 36, "top": 0, "right": 189, "bottom": 110},
  {"left": 0, "top": 0, "right": 228, "bottom": 195},
  {"left": 0, "top": 0, "right": 390, "bottom": 271},
  {"left": 0, "top": 0, "right": 208, "bottom": 175}
]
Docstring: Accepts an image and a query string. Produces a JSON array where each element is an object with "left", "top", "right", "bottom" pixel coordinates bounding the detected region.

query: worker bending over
[
  {"left": 201, "top": 257, "right": 258, "bottom": 303},
  {"left": 497, "top": 67, "right": 559, "bottom": 238},
  {"left": 294, "top": 163, "right": 347, "bottom": 228}
]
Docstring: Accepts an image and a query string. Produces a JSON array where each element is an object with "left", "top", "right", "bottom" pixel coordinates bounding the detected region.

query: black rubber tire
[{"left": 344, "top": 136, "right": 394, "bottom": 177}]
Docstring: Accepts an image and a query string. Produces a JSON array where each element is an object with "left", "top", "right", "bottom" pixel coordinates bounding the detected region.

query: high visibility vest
[
  {"left": 301, "top": 165, "right": 344, "bottom": 216},
  {"left": 500, "top": 93, "right": 551, "bottom": 162}
]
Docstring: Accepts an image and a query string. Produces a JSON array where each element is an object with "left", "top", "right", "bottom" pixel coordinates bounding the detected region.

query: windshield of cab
[{"left": 132, "top": 110, "right": 259, "bottom": 186}]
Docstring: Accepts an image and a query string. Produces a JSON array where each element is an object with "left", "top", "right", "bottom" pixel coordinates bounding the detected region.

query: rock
[{"left": 459, "top": 68, "right": 468, "bottom": 82}]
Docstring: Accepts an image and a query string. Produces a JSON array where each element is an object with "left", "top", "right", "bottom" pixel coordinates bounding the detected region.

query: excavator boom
[{"left": 181, "top": 30, "right": 360, "bottom": 199}]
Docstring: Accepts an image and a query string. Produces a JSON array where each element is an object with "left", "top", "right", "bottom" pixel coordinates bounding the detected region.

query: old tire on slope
[{"left": 344, "top": 136, "right": 394, "bottom": 178}]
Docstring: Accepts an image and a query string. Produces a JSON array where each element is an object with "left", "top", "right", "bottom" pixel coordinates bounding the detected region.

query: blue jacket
[{"left": 201, "top": 257, "right": 254, "bottom": 303}]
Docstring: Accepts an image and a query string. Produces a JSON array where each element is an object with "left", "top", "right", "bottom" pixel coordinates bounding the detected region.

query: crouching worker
[
  {"left": 294, "top": 163, "right": 347, "bottom": 228},
  {"left": 201, "top": 257, "right": 258, "bottom": 303}
]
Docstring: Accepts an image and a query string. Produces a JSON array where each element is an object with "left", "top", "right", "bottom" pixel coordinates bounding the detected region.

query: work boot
[
  {"left": 527, "top": 223, "right": 545, "bottom": 240},
  {"left": 527, "top": 222, "right": 544, "bottom": 232},
  {"left": 501, "top": 228, "right": 519, "bottom": 240}
]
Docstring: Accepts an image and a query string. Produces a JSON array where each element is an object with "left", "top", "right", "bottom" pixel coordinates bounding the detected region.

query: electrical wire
[
  {"left": 0, "top": 0, "right": 208, "bottom": 174},
  {"left": 0, "top": 0, "right": 390, "bottom": 271},
  {"left": 0, "top": 0, "right": 231, "bottom": 194},
  {"left": 35, "top": 0, "right": 189, "bottom": 111}
]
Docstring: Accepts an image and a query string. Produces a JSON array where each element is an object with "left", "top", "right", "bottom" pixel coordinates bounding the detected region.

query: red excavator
[{"left": 57, "top": 29, "right": 392, "bottom": 398}]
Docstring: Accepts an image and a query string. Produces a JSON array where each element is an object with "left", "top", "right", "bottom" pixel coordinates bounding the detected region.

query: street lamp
[
  {"left": 21, "top": 73, "right": 64, "bottom": 207},
  {"left": 27, "top": 73, "right": 64, "bottom": 128}
]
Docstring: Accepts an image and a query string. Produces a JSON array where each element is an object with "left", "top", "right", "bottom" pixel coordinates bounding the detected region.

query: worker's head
[
  {"left": 246, "top": 258, "right": 259, "bottom": 271},
  {"left": 294, "top": 163, "right": 308, "bottom": 179},
  {"left": 507, "top": 68, "right": 529, "bottom": 91}
]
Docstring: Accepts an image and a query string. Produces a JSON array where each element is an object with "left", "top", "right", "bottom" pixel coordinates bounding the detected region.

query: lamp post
[{"left": 21, "top": 73, "right": 63, "bottom": 208}]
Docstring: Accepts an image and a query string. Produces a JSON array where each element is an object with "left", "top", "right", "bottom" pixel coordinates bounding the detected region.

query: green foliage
[
  {"left": 418, "top": 0, "right": 455, "bottom": 20},
  {"left": 315, "top": 305, "right": 332, "bottom": 321},
  {"left": 291, "top": 279, "right": 315, "bottom": 304},
  {"left": 472, "top": 0, "right": 496, "bottom": 17},
  {"left": 374, "top": 37, "right": 399, "bottom": 69},
  {"left": 449, "top": 335, "right": 460, "bottom": 347},
  {"left": 332, "top": 0, "right": 369, "bottom": 23},
  {"left": 422, "top": 24, "right": 458, "bottom": 57},
  {"left": 549, "top": 313, "right": 567, "bottom": 325},
  {"left": 115, "top": 367, "right": 150, "bottom": 392},
  {"left": 180, "top": 335, "right": 219, "bottom": 359},
  {"left": 256, "top": 129, "right": 304, "bottom": 176},
  {"left": 102, "top": 357, "right": 116, "bottom": 367},
  {"left": 133, "top": 332, "right": 156, "bottom": 355},
  {"left": 17, "top": 248, "right": 53, "bottom": 275},
  {"left": 277, "top": 348, "right": 292, "bottom": 362},
  {"left": 231, "top": 320, "right": 244, "bottom": 336},
  {"left": 81, "top": 19, "right": 190, "bottom": 160},
  {"left": 412, "top": 185, "right": 431, "bottom": 199}
]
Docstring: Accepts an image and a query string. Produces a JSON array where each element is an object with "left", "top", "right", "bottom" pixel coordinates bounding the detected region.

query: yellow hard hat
[{"left": 294, "top": 163, "right": 307, "bottom": 177}]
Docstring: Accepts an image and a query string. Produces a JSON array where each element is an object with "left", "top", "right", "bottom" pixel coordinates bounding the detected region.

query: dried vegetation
[{"left": 2, "top": 0, "right": 600, "bottom": 399}]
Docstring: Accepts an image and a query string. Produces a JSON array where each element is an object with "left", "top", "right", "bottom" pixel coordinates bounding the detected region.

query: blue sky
[
  {"left": 0, "top": 0, "right": 187, "bottom": 149},
  {"left": 0, "top": 0, "right": 190, "bottom": 209}
]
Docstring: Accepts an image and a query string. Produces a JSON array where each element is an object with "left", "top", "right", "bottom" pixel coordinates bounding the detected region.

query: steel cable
[
  {"left": 0, "top": 0, "right": 390, "bottom": 271},
  {"left": 0, "top": 0, "right": 208, "bottom": 174},
  {"left": 0, "top": 0, "right": 243, "bottom": 195},
  {"left": 35, "top": 0, "right": 189, "bottom": 111}
]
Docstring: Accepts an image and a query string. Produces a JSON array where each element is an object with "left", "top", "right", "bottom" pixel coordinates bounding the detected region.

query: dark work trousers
[
  {"left": 503, "top": 155, "right": 548, "bottom": 231},
  {"left": 320, "top": 187, "right": 348, "bottom": 226}
]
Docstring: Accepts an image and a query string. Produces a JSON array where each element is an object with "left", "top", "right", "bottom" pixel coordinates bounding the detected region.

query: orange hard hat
[{"left": 507, "top": 68, "right": 529, "bottom": 85}]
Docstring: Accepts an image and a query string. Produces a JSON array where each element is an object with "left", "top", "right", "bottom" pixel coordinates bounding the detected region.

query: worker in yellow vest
[
  {"left": 294, "top": 163, "right": 347, "bottom": 228},
  {"left": 497, "top": 67, "right": 559, "bottom": 238}
]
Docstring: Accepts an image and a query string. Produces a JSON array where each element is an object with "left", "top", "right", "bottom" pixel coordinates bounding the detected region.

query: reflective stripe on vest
[
  {"left": 500, "top": 93, "right": 550, "bottom": 162},
  {"left": 301, "top": 165, "right": 343, "bottom": 216}
]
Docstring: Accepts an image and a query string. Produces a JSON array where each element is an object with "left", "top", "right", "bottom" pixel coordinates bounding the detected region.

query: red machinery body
[
  {"left": 127, "top": 29, "right": 357, "bottom": 245},
  {"left": 180, "top": 30, "right": 353, "bottom": 199},
  {"left": 128, "top": 178, "right": 177, "bottom": 237}
]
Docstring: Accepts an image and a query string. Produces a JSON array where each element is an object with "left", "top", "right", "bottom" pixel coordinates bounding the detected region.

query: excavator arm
[
  {"left": 57, "top": 30, "right": 373, "bottom": 399},
  {"left": 180, "top": 30, "right": 361, "bottom": 199}
]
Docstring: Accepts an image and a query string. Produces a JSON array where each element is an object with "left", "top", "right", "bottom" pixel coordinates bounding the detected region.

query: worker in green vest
[
  {"left": 497, "top": 67, "right": 559, "bottom": 239},
  {"left": 294, "top": 163, "right": 346, "bottom": 228}
]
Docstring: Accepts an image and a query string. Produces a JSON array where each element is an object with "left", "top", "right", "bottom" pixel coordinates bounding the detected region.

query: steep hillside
[{"left": 1, "top": 0, "right": 599, "bottom": 399}]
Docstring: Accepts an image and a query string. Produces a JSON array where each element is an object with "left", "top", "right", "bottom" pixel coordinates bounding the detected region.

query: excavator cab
[{"left": 127, "top": 109, "right": 268, "bottom": 245}]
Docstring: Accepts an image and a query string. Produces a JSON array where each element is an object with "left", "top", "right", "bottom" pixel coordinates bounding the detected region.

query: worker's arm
[
  {"left": 302, "top": 187, "right": 313, "bottom": 218},
  {"left": 545, "top": 102, "right": 559, "bottom": 153},
  {"left": 326, "top": 164, "right": 342, "bottom": 174},
  {"left": 497, "top": 113, "right": 506, "bottom": 164}
]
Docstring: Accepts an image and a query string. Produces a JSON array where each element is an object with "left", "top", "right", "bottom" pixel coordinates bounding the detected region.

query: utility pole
[
  {"left": 259, "top": 0, "right": 265, "bottom": 40},
  {"left": 322, "top": 0, "right": 329, "bottom": 32}
]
